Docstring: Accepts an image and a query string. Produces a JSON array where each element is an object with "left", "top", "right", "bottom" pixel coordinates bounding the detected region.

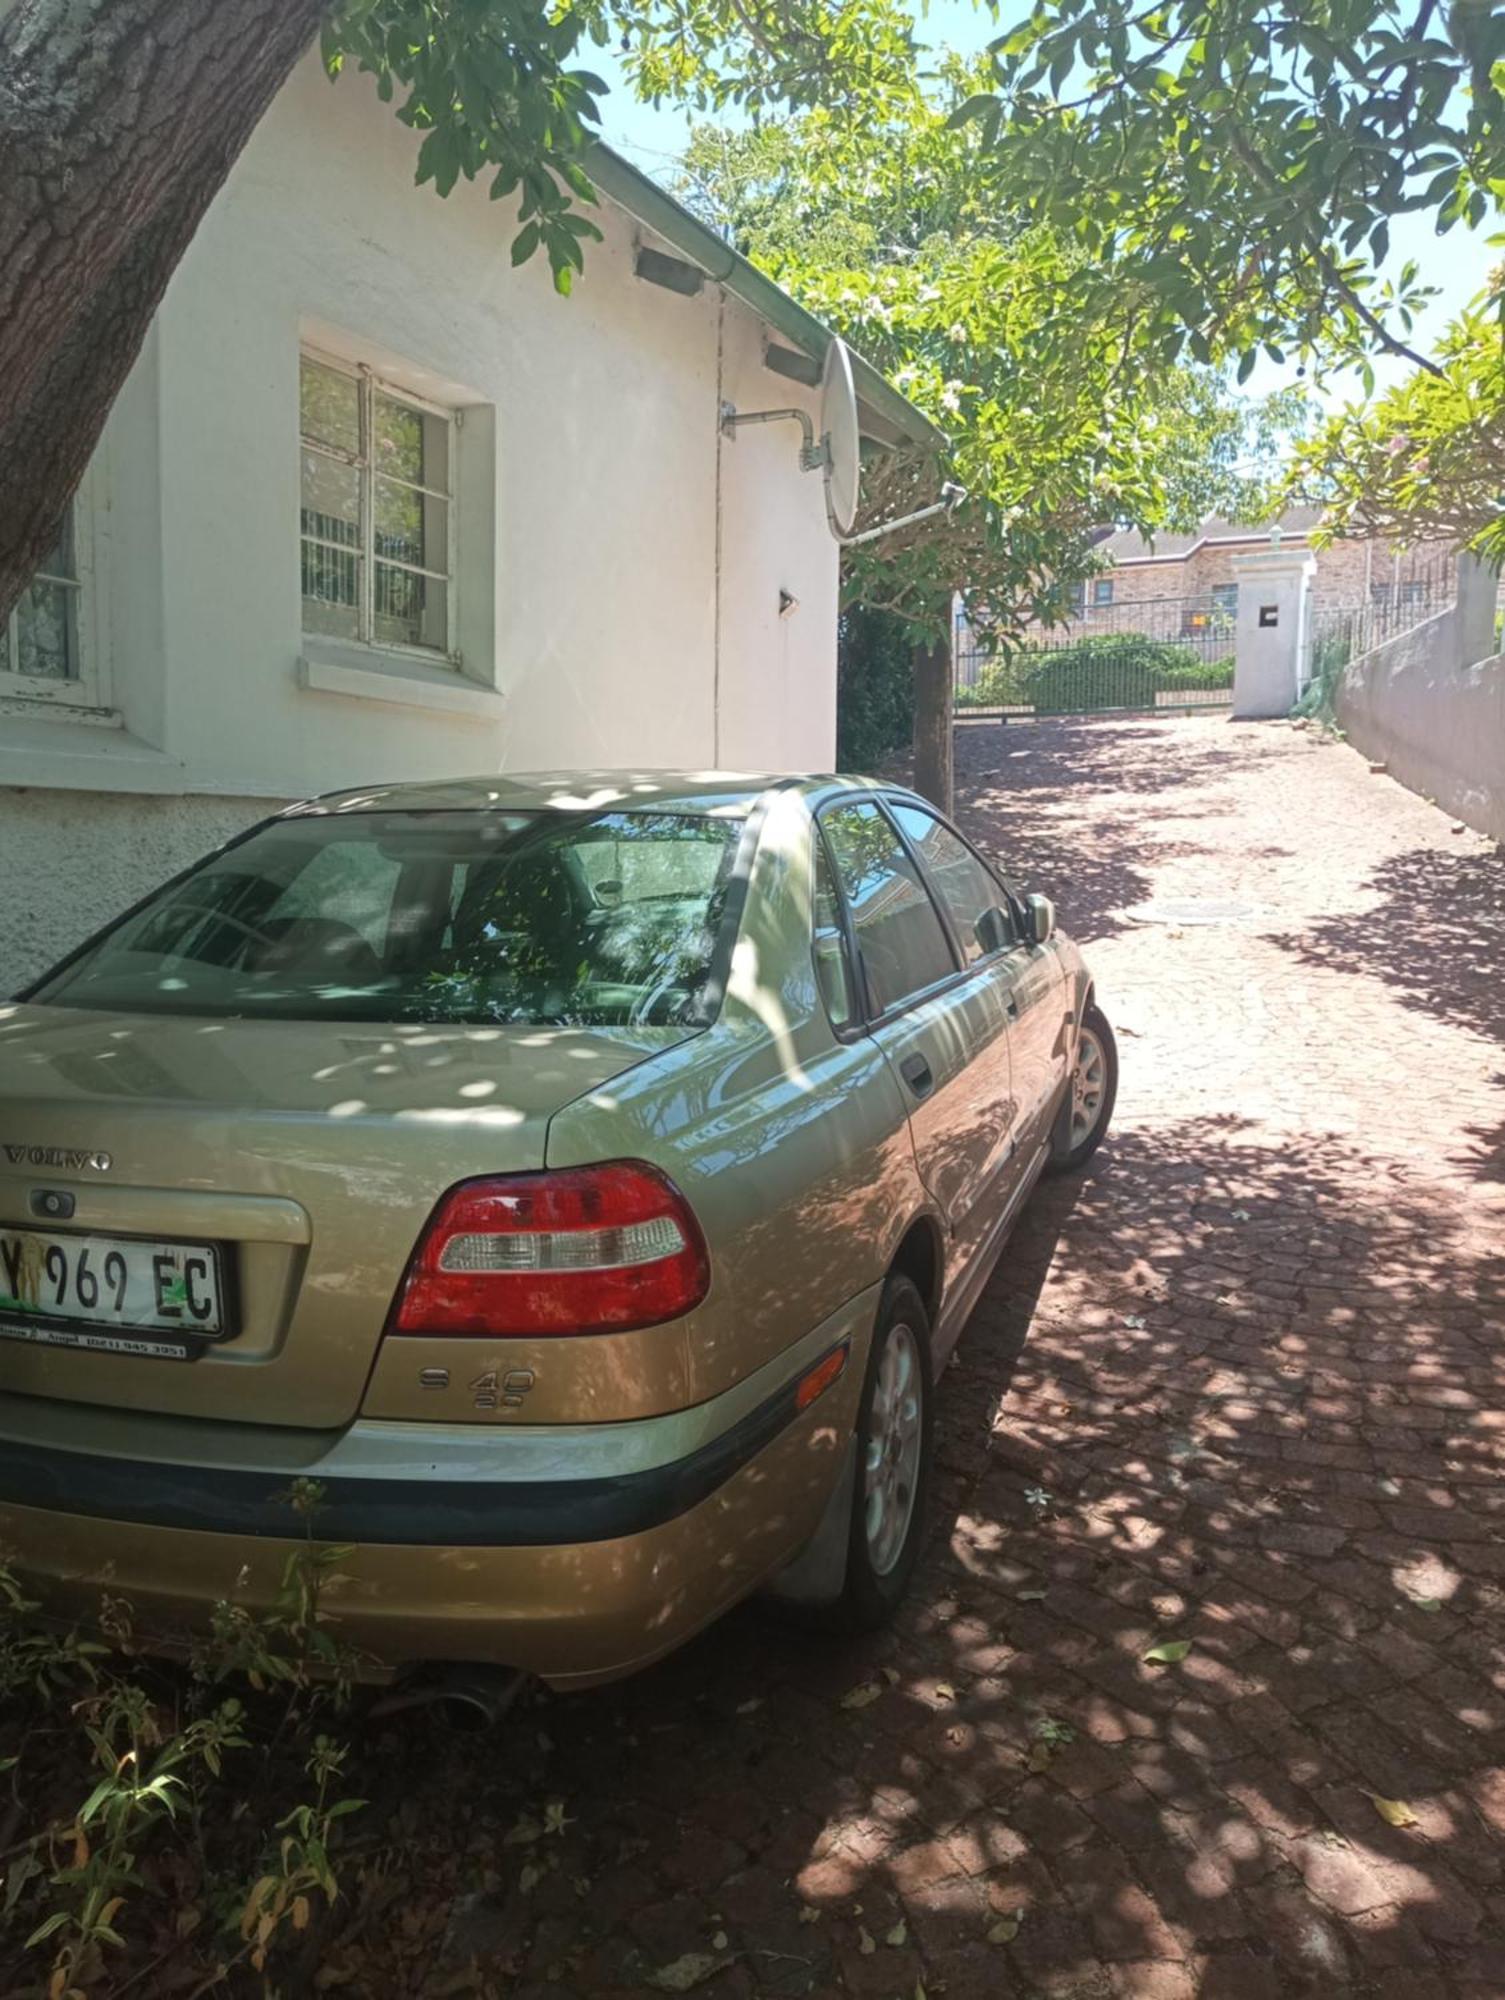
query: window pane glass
[
  {"left": 36, "top": 810, "right": 743, "bottom": 1028},
  {"left": 299, "top": 358, "right": 360, "bottom": 456},
  {"left": 374, "top": 393, "right": 447, "bottom": 493},
  {"left": 375, "top": 480, "right": 447, "bottom": 573},
  {"left": 890, "top": 803, "right": 1010, "bottom": 966},
  {"left": 374, "top": 476, "right": 424, "bottom": 564},
  {"left": 301, "top": 451, "right": 361, "bottom": 639},
  {"left": 812, "top": 835, "right": 854, "bottom": 1029},
  {"left": 14, "top": 577, "right": 76, "bottom": 680},
  {"left": 375, "top": 562, "right": 446, "bottom": 651},
  {"left": 821, "top": 802, "right": 954, "bottom": 1013}
]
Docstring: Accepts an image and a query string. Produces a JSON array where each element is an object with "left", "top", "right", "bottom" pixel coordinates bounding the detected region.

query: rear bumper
[{"left": 0, "top": 1288, "right": 875, "bottom": 1687}]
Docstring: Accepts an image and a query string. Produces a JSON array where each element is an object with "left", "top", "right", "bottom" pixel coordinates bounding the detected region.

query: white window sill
[
  {"left": 0, "top": 708, "right": 188, "bottom": 795},
  {"left": 297, "top": 644, "right": 504, "bottom": 720}
]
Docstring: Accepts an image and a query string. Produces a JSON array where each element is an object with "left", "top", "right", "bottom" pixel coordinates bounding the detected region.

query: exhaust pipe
[{"left": 370, "top": 1664, "right": 527, "bottom": 1730}]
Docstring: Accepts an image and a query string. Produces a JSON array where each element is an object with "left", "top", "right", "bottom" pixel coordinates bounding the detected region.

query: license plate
[{"left": 0, "top": 1227, "right": 225, "bottom": 1360}]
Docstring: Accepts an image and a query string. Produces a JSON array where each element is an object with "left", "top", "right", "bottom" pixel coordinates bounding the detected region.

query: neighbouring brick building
[
  {"left": 956, "top": 507, "right": 1456, "bottom": 661},
  {"left": 1084, "top": 506, "right": 1451, "bottom": 614}
]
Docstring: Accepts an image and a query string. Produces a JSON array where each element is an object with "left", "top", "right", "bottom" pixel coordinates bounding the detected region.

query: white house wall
[
  {"left": 0, "top": 55, "right": 839, "bottom": 989},
  {"left": 716, "top": 304, "right": 840, "bottom": 770}
]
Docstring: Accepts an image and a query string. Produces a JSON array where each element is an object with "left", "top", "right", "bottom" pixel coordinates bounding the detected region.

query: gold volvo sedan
[{"left": 0, "top": 774, "right": 1115, "bottom": 1689}]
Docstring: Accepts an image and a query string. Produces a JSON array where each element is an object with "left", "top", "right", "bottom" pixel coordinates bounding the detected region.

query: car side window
[
  {"left": 889, "top": 801, "right": 1015, "bottom": 966},
  {"left": 821, "top": 801, "right": 956, "bottom": 1014},
  {"left": 811, "top": 834, "right": 856, "bottom": 1030}
]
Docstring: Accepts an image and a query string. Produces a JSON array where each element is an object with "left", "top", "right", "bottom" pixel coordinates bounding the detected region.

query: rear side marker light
[
  {"left": 391, "top": 1161, "right": 709, "bottom": 1338},
  {"left": 796, "top": 1342, "right": 849, "bottom": 1411}
]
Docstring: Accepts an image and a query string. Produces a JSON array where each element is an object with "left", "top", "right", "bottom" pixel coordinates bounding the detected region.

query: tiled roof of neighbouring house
[{"left": 1097, "top": 505, "right": 1326, "bottom": 564}]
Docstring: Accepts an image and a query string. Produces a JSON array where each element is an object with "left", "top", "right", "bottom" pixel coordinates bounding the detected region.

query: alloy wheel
[
  {"left": 863, "top": 1321, "right": 922, "bottom": 1576},
  {"left": 1070, "top": 1026, "right": 1108, "bottom": 1148}
]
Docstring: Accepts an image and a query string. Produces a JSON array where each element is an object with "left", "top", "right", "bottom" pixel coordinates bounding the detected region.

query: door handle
[{"left": 899, "top": 1052, "right": 935, "bottom": 1098}]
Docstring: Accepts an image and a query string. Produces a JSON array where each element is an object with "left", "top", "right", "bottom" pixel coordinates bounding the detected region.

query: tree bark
[
  {"left": 910, "top": 634, "right": 954, "bottom": 814},
  {"left": 0, "top": 0, "right": 327, "bottom": 625}
]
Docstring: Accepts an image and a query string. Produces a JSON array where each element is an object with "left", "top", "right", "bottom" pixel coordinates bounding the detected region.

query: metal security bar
[
  {"left": 299, "top": 349, "right": 454, "bottom": 659},
  {"left": 1296, "top": 558, "right": 1457, "bottom": 725},
  {"left": 954, "top": 593, "right": 1236, "bottom": 720}
]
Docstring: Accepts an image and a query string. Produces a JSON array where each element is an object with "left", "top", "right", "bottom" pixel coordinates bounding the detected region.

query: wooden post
[{"left": 911, "top": 634, "right": 954, "bottom": 813}]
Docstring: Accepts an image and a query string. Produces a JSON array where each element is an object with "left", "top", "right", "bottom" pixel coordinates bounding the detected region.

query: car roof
[{"left": 302, "top": 772, "right": 886, "bottom": 816}]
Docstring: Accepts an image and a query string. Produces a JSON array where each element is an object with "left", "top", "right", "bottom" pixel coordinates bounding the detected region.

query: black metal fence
[
  {"left": 1296, "top": 559, "right": 1457, "bottom": 726},
  {"left": 954, "top": 593, "right": 1236, "bottom": 719}
]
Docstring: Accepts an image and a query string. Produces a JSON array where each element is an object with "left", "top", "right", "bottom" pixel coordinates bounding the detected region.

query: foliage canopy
[
  {"left": 682, "top": 72, "right": 1308, "bottom": 642},
  {"left": 326, "top": 0, "right": 923, "bottom": 292},
  {"left": 1296, "top": 298, "right": 1505, "bottom": 560},
  {"left": 959, "top": 0, "right": 1505, "bottom": 388}
]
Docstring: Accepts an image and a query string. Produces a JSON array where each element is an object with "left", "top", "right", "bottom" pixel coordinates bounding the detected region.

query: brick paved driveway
[{"left": 372, "top": 719, "right": 1505, "bottom": 2000}]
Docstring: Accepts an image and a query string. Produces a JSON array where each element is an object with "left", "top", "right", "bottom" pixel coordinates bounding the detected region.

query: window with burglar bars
[
  {"left": 1, "top": 516, "right": 82, "bottom": 694},
  {"left": 299, "top": 350, "right": 453, "bottom": 657}
]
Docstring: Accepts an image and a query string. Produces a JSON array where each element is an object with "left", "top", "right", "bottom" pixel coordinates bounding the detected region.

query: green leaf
[
  {"left": 1365, "top": 1791, "right": 1418, "bottom": 1828},
  {"left": 948, "top": 93, "right": 998, "bottom": 129},
  {"left": 511, "top": 221, "right": 541, "bottom": 267},
  {"left": 1142, "top": 1639, "right": 1193, "bottom": 1664}
]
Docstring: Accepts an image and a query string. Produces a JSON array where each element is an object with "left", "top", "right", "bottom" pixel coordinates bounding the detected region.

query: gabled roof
[
  {"left": 588, "top": 145, "right": 946, "bottom": 456},
  {"left": 1099, "top": 505, "right": 1324, "bottom": 565}
]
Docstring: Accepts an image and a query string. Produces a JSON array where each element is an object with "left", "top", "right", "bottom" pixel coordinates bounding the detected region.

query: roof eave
[{"left": 587, "top": 143, "right": 947, "bottom": 457}]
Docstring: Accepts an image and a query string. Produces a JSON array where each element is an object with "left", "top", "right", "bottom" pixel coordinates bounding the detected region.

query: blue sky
[{"left": 593, "top": 3, "right": 1495, "bottom": 412}]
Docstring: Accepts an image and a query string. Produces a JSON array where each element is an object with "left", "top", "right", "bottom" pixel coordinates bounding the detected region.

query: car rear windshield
[{"left": 31, "top": 808, "right": 748, "bottom": 1027}]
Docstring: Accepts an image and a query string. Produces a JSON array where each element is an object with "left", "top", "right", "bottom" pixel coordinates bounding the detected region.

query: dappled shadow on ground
[
  {"left": 1288, "top": 842, "right": 1505, "bottom": 1062},
  {"left": 279, "top": 721, "right": 1505, "bottom": 1998},
  {"left": 948, "top": 718, "right": 1295, "bottom": 945},
  {"left": 1280, "top": 840, "right": 1505, "bottom": 1191},
  {"left": 1290, "top": 843, "right": 1505, "bottom": 1051},
  {"left": 316, "top": 1110, "right": 1505, "bottom": 1998}
]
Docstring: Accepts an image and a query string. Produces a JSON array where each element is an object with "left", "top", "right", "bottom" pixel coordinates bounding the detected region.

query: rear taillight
[{"left": 390, "top": 1162, "right": 710, "bottom": 1337}]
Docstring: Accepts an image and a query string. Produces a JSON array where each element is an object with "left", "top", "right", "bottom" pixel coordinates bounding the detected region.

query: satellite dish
[{"left": 819, "top": 339, "right": 861, "bottom": 538}]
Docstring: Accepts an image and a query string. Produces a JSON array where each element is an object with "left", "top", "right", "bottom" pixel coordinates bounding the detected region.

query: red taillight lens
[{"left": 390, "top": 1162, "right": 710, "bottom": 1337}]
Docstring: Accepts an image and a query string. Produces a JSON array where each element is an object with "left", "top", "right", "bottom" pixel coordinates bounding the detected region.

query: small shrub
[
  {"left": 1294, "top": 628, "right": 1353, "bottom": 730},
  {"left": 0, "top": 1485, "right": 366, "bottom": 1996},
  {"left": 956, "top": 632, "right": 1230, "bottom": 713},
  {"left": 1023, "top": 642, "right": 1163, "bottom": 713},
  {"left": 837, "top": 605, "right": 914, "bottom": 768}
]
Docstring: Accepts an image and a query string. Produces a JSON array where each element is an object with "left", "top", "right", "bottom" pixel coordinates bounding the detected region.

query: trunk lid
[{"left": 0, "top": 1003, "right": 684, "bottom": 1427}]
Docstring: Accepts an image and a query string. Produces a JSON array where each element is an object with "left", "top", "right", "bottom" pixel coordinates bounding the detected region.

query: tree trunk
[
  {"left": 911, "top": 634, "right": 954, "bottom": 814},
  {"left": 0, "top": 0, "right": 326, "bottom": 624}
]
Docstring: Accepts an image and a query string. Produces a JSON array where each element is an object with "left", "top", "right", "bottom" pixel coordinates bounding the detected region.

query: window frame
[
  {"left": 809, "top": 823, "right": 864, "bottom": 1039},
  {"left": 812, "top": 789, "right": 1031, "bottom": 1035},
  {"left": 883, "top": 796, "right": 1023, "bottom": 971},
  {"left": 299, "top": 344, "right": 459, "bottom": 667},
  {"left": 814, "top": 793, "right": 963, "bottom": 1029},
  {"left": 0, "top": 493, "right": 103, "bottom": 712},
  {"left": 1092, "top": 577, "right": 1115, "bottom": 608}
]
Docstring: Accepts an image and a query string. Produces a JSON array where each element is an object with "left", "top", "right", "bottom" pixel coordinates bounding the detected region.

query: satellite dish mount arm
[
  {"left": 720, "top": 402, "right": 829, "bottom": 473},
  {"left": 720, "top": 340, "right": 964, "bottom": 540},
  {"left": 837, "top": 484, "right": 968, "bottom": 547}
]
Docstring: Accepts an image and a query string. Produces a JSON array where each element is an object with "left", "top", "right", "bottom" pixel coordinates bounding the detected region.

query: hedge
[{"left": 956, "top": 632, "right": 1233, "bottom": 711}]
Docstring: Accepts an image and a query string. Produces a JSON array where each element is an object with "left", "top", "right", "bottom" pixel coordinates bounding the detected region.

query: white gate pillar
[{"left": 1232, "top": 547, "right": 1316, "bottom": 719}]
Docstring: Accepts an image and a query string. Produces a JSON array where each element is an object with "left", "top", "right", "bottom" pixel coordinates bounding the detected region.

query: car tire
[
  {"left": 818, "top": 1273, "right": 935, "bottom": 1633},
  {"left": 1047, "top": 1001, "right": 1118, "bottom": 1174}
]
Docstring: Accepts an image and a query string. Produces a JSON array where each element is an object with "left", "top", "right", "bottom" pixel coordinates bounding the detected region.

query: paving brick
[{"left": 356, "top": 723, "right": 1505, "bottom": 2000}]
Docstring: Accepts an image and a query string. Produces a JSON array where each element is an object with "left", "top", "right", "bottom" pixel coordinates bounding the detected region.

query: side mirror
[
  {"left": 975, "top": 905, "right": 1012, "bottom": 956},
  {"left": 1025, "top": 892, "right": 1055, "bottom": 946}
]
